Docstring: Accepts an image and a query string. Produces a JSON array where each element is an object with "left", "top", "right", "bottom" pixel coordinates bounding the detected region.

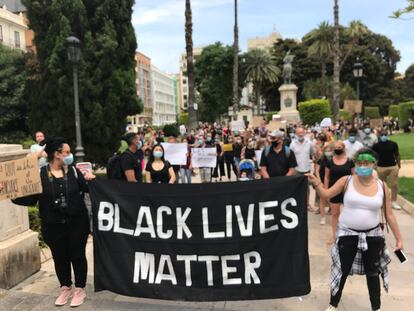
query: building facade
[
  {"left": 132, "top": 51, "right": 153, "bottom": 126},
  {"left": 0, "top": 4, "right": 26, "bottom": 51},
  {"left": 178, "top": 47, "right": 203, "bottom": 112},
  {"left": 247, "top": 31, "right": 282, "bottom": 52},
  {"left": 151, "top": 66, "right": 177, "bottom": 126}
]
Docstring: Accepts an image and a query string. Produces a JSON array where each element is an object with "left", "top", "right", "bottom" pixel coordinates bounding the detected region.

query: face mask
[
  {"left": 364, "top": 128, "right": 371, "bottom": 134},
  {"left": 236, "top": 139, "right": 241, "bottom": 144},
  {"left": 380, "top": 135, "right": 388, "bottom": 142},
  {"left": 355, "top": 166, "right": 373, "bottom": 177},
  {"left": 198, "top": 139, "right": 204, "bottom": 145},
  {"left": 348, "top": 136, "right": 356, "bottom": 143},
  {"left": 324, "top": 151, "right": 333, "bottom": 158},
  {"left": 297, "top": 136, "right": 305, "bottom": 142},
  {"left": 153, "top": 151, "right": 163, "bottom": 158},
  {"left": 137, "top": 141, "right": 143, "bottom": 149},
  {"left": 63, "top": 153, "right": 74, "bottom": 166},
  {"left": 272, "top": 141, "right": 281, "bottom": 148},
  {"left": 248, "top": 142, "right": 254, "bottom": 148},
  {"left": 207, "top": 137, "right": 212, "bottom": 142},
  {"left": 334, "top": 149, "right": 343, "bottom": 155}
]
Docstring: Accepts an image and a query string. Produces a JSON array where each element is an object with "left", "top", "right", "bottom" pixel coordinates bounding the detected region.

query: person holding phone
[{"left": 307, "top": 148, "right": 403, "bottom": 311}]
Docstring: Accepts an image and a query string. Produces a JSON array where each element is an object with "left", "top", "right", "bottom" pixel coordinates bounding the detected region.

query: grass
[
  {"left": 390, "top": 133, "right": 414, "bottom": 160},
  {"left": 398, "top": 177, "right": 414, "bottom": 204}
]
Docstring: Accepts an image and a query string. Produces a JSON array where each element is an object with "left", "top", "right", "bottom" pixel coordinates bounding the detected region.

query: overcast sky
[{"left": 132, "top": 0, "right": 413, "bottom": 74}]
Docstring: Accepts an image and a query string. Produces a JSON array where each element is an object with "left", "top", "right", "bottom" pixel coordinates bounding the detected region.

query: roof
[{"left": 0, "top": 0, "right": 26, "bottom": 13}]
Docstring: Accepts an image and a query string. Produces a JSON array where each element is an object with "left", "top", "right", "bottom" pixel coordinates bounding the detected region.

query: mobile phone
[{"left": 394, "top": 249, "right": 408, "bottom": 264}]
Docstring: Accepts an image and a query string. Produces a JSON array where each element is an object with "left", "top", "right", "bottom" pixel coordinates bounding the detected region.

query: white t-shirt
[
  {"left": 289, "top": 139, "right": 313, "bottom": 173},
  {"left": 344, "top": 139, "right": 363, "bottom": 159}
]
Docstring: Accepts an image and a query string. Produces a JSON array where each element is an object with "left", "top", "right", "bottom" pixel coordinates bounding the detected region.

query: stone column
[
  {"left": 278, "top": 84, "right": 301, "bottom": 124},
  {"left": 0, "top": 144, "right": 41, "bottom": 289}
]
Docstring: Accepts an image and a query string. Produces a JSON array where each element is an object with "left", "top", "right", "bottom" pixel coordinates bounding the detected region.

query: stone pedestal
[
  {"left": 278, "top": 84, "right": 300, "bottom": 124},
  {"left": 0, "top": 144, "right": 41, "bottom": 289}
]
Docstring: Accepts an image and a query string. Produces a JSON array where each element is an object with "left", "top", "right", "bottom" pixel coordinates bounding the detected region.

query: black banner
[{"left": 89, "top": 176, "right": 310, "bottom": 301}]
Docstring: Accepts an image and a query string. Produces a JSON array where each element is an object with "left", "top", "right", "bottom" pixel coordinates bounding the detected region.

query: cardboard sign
[
  {"left": 251, "top": 116, "right": 264, "bottom": 128},
  {"left": 266, "top": 120, "right": 281, "bottom": 132},
  {"left": 370, "top": 118, "right": 383, "bottom": 129},
  {"left": 191, "top": 148, "right": 217, "bottom": 168},
  {"left": 161, "top": 143, "right": 188, "bottom": 166},
  {"left": 343, "top": 100, "right": 362, "bottom": 114},
  {"left": 76, "top": 162, "right": 93, "bottom": 175},
  {"left": 0, "top": 156, "right": 42, "bottom": 200},
  {"left": 230, "top": 120, "right": 245, "bottom": 132}
]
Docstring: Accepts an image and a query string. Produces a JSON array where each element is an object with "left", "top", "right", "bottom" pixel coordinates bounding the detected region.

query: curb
[
  {"left": 401, "top": 160, "right": 414, "bottom": 164},
  {"left": 397, "top": 194, "right": 414, "bottom": 217}
]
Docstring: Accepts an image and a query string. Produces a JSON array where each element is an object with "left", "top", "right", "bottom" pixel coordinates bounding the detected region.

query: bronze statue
[{"left": 282, "top": 50, "right": 295, "bottom": 84}]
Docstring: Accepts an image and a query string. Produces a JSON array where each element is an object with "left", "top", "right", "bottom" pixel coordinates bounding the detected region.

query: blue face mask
[
  {"left": 364, "top": 128, "right": 371, "bottom": 135},
  {"left": 348, "top": 136, "right": 356, "bottom": 143},
  {"left": 137, "top": 141, "right": 143, "bottom": 149},
  {"left": 153, "top": 151, "right": 163, "bottom": 159},
  {"left": 380, "top": 135, "right": 388, "bottom": 142},
  {"left": 63, "top": 153, "right": 74, "bottom": 166},
  {"left": 355, "top": 166, "right": 373, "bottom": 177}
]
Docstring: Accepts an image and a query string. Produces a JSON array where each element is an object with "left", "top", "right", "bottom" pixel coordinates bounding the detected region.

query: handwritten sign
[
  {"left": 344, "top": 100, "right": 362, "bottom": 114},
  {"left": 0, "top": 156, "right": 42, "bottom": 200},
  {"left": 76, "top": 162, "right": 93, "bottom": 175},
  {"left": 191, "top": 148, "right": 217, "bottom": 168},
  {"left": 161, "top": 143, "right": 188, "bottom": 165}
]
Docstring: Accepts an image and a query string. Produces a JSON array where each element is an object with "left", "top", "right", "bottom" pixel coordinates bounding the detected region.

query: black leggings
[
  {"left": 224, "top": 154, "right": 237, "bottom": 179},
  {"left": 330, "top": 235, "right": 384, "bottom": 310},
  {"left": 42, "top": 215, "right": 90, "bottom": 288}
]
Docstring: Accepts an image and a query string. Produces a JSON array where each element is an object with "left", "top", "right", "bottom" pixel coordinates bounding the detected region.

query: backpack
[
  {"left": 264, "top": 145, "right": 291, "bottom": 158},
  {"left": 106, "top": 151, "right": 134, "bottom": 180}
]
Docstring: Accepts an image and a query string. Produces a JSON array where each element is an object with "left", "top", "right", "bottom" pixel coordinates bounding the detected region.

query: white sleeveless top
[{"left": 339, "top": 176, "right": 383, "bottom": 230}]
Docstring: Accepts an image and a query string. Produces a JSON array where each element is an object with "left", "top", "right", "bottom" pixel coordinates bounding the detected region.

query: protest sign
[
  {"left": 343, "top": 100, "right": 362, "bottom": 114},
  {"left": 161, "top": 143, "right": 188, "bottom": 166},
  {"left": 370, "top": 118, "right": 383, "bottom": 129},
  {"left": 76, "top": 162, "right": 93, "bottom": 175},
  {"left": 0, "top": 156, "right": 42, "bottom": 200},
  {"left": 191, "top": 148, "right": 217, "bottom": 168},
  {"left": 266, "top": 120, "right": 281, "bottom": 131},
  {"left": 230, "top": 120, "right": 245, "bottom": 132},
  {"left": 251, "top": 117, "right": 264, "bottom": 128},
  {"left": 89, "top": 175, "right": 310, "bottom": 301},
  {"left": 255, "top": 150, "right": 263, "bottom": 164}
]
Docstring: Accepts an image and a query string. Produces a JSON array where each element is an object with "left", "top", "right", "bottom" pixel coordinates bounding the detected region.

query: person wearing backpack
[
  {"left": 260, "top": 130, "right": 297, "bottom": 178},
  {"left": 119, "top": 133, "right": 145, "bottom": 183},
  {"left": 307, "top": 148, "right": 403, "bottom": 311}
]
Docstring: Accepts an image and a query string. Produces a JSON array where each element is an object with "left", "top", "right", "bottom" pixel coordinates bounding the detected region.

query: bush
[
  {"left": 28, "top": 206, "right": 47, "bottom": 248},
  {"left": 398, "top": 101, "right": 414, "bottom": 131},
  {"left": 340, "top": 109, "right": 353, "bottom": 122},
  {"left": 265, "top": 111, "right": 278, "bottom": 122},
  {"left": 389, "top": 105, "right": 399, "bottom": 119},
  {"left": 163, "top": 124, "right": 180, "bottom": 137},
  {"left": 298, "top": 99, "right": 331, "bottom": 126},
  {"left": 177, "top": 113, "right": 188, "bottom": 126},
  {"left": 364, "top": 106, "right": 381, "bottom": 119}
]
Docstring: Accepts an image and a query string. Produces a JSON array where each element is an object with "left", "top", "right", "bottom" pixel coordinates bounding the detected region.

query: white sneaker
[
  {"left": 391, "top": 201, "right": 401, "bottom": 210},
  {"left": 324, "top": 305, "right": 337, "bottom": 311},
  {"left": 320, "top": 217, "right": 326, "bottom": 225}
]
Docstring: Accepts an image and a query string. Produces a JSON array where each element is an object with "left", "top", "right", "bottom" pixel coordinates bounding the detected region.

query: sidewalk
[{"left": 1, "top": 183, "right": 413, "bottom": 310}]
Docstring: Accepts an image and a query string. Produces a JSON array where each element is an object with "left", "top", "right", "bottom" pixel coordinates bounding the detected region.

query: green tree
[
  {"left": 23, "top": 0, "right": 141, "bottom": 166},
  {"left": 243, "top": 49, "right": 280, "bottom": 115},
  {"left": 303, "top": 21, "right": 334, "bottom": 97},
  {"left": 333, "top": 0, "right": 341, "bottom": 120},
  {"left": 403, "top": 64, "right": 414, "bottom": 100},
  {"left": 185, "top": 0, "right": 198, "bottom": 129},
  {"left": 0, "top": 45, "right": 29, "bottom": 142},
  {"left": 392, "top": 0, "right": 414, "bottom": 18},
  {"left": 194, "top": 43, "right": 243, "bottom": 122}
]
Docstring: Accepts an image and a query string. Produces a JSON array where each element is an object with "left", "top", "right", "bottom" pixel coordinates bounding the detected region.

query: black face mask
[
  {"left": 334, "top": 149, "right": 343, "bottom": 155},
  {"left": 272, "top": 141, "right": 281, "bottom": 148}
]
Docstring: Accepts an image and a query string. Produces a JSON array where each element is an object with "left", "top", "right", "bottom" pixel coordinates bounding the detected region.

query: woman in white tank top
[{"left": 307, "top": 148, "right": 404, "bottom": 311}]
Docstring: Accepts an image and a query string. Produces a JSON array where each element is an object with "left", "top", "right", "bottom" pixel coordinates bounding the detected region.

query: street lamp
[
  {"left": 353, "top": 58, "right": 363, "bottom": 121},
  {"left": 66, "top": 36, "right": 85, "bottom": 163}
]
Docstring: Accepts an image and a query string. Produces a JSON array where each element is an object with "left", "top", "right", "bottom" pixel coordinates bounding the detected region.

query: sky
[{"left": 132, "top": 0, "right": 414, "bottom": 74}]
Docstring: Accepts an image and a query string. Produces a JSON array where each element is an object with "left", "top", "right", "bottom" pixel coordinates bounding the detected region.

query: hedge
[
  {"left": 398, "top": 101, "right": 414, "bottom": 131},
  {"left": 177, "top": 113, "right": 188, "bottom": 126},
  {"left": 265, "top": 111, "right": 278, "bottom": 122},
  {"left": 364, "top": 106, "right": 381, "bottom": 119},
  {"left": 298, "top": 99, "right": 331, "bottom": 126},
  {"left": 340, "top": 109, "right": 353, "bottom": 122},
  {"left": 389, "top": 105, "right": 399, "bottom": 119},
  {"left": 28, "top": 207, "right": 47, "bottom": 248}
]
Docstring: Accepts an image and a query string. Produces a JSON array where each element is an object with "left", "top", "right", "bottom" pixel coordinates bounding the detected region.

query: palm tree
[
  {"left": 340, "top": 20, "right": 369, "bottom": 70},
  {"left": 185, "top": 0, "right": 197, "bottom": 129},
  {"left": 333, "top": 0, "right": 340, "bottom": 121},
  {"left": 304, "top": 21, "right": 334, "bottom": 97},
  {"left": 243, "top": 49, "right": 280, "bottom": 115},
  {"left": 232, "top": 0, "right": 239, "bottom": 113}
]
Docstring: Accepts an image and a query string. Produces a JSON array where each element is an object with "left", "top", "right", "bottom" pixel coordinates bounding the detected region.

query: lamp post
[
  {"left": 353, "top": 58, "right": 363, "bottom": 121},
  {"left": 66, "top": 36, "right": 85, "bottom": 163}
]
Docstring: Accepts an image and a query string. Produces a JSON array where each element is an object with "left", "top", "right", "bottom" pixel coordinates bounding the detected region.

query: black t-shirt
[
  {"left": 326, "top": 158, "right": 354, "bottom": 187},
  {"left": 145, "top": 161, "right": 171, "bottom": 184},
  {"left": 120, "top": 149, "right": 144, "bottom": 182},
  {"left": 245, "top": 147, "right": 255, "bottom": 160},
  {"left": 260, "top": 147, "right": 297, "bottom": 177},
  {"left": 233, "top": 143, "right": 243, "bottom": 158},
  {"left": 373, "top": 141, "right": 399, "bottom": 167}
]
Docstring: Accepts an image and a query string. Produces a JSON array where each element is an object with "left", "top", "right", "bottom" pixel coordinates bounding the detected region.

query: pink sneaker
[
  {"left": 55, "top": 286, "right": 72, "bottom": 306},
  {"left": 70, "top": 287, "right": 86, "bottom": 307}
]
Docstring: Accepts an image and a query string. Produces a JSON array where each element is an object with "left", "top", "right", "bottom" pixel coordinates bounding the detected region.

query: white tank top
[{"left": 339, "top": 176, "right": 383, "bottom": 230}]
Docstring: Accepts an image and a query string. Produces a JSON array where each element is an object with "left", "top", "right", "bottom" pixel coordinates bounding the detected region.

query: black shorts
[{"left": 330, "top": 193, "right": 344, "bottom": 204}]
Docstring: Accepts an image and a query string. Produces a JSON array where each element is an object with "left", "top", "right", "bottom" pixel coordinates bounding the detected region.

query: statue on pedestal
[{"left": 282, "top": 50, "right": 295, "bottom": 85}]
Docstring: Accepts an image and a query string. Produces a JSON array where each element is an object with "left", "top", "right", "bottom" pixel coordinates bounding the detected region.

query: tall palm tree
[
  {"left": 340, "top": 20, "right": 369, "bottom": 70},
  {"left": 185, "top": 0, "right": 197, "bottom": 129},
  {"left": 243, "top": 49, "right": 279, "bottom": 115},
  {"left": 232, "top": 0, "right": 239, "bottom": 113},
  {"left": 304, "top": 21, "right": 334, "bottom": 97},
  {"left": 333, "top": 0, "right": 340, "bottom": 121}
]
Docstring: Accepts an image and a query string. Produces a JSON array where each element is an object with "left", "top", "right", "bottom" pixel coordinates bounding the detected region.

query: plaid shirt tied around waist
[{"left": 331, "top": 224, "right": 391, "bottom": 296}]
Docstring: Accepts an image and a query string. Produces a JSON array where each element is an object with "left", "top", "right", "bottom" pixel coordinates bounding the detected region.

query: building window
[
  {"left": 0, "top": 25, "right": 3, "bottom": 42},
  {"left": 14, "top": 31, "right": 20, "bottom": 48}
]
